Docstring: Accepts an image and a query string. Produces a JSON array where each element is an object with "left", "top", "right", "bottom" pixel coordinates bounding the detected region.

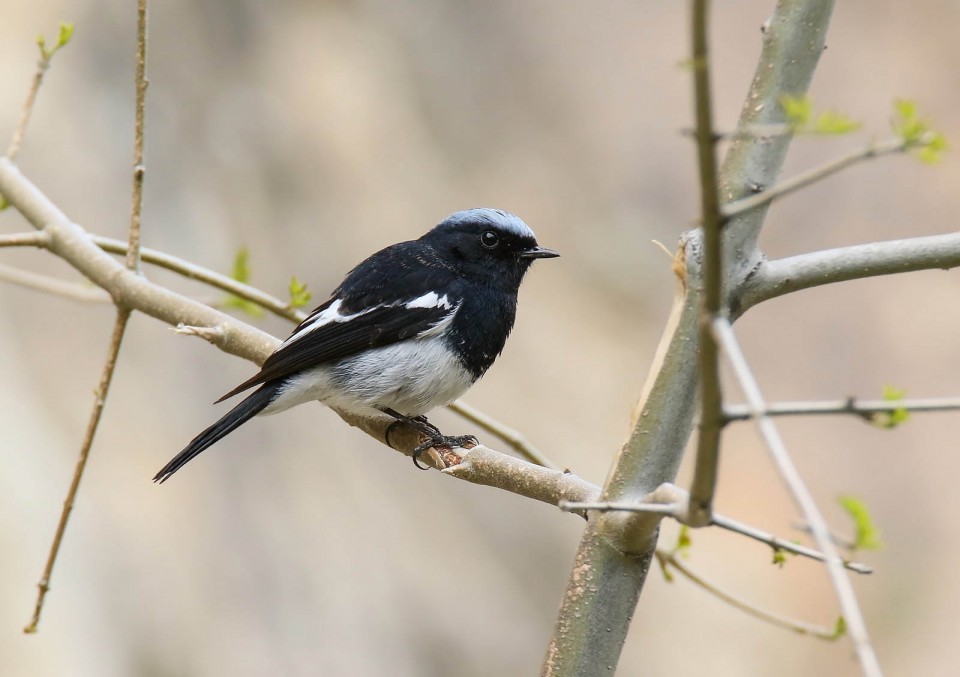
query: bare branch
[
  {"left": 0, "top": 263, "right": 109, "bottom": 302},
  {"left": 24, "top": 7, "right": 147, "bottom": 633},
  {"left": 713, "top": 317, "right": 882, "bottom": 676},
  {"left": 0, "top": 231, "right": 49, "bottom": 247},
  {"left": 126, "top": 0, "right": 147, "bottom": 271},
  {"left": 24, "top": 308, "right": 132, "bottom": 634},
  {"left": 560, "top": 490, "right": 872, "bottom": 574},
  {"left": 446, "top": 400, "right": 558, "bottom": 469},
  {"left": 740, "top": 232, "right": 960, "bottom": 310},
  {"left": 688, "top": 0, "right": 725, "bottom": 528},
  {"left": 722, "top": 137, "right": 907, "bottom": 219},
  {"left": 725, "top": 396, "right": 960, "bottom": 421},
  {"left": 655, "top": 549, "right": 845, "bottom": 640}
]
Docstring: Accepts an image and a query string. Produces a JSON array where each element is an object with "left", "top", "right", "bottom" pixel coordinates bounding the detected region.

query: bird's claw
[{"left": 411, "top": 434, "right": 479, "bottom": 470}]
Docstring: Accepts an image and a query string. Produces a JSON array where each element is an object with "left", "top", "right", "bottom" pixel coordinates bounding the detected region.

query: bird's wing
[{"left": 216, "top": 290, "right": 461, "bottom": 402}]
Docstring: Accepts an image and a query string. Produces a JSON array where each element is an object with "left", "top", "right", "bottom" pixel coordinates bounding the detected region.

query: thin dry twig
[
  {"left": 559, "top": 496, "right": 872, "bottom": 574},
  {"left": 688, "top": 0, "right": 725, "bottom": 528},
  {"left": 655, "top": 549, "right": 845, "bottom": 640},
  {"left": 725, "top": 397, "right": 960, "bottom": 421},
  {"left": 712, "top": 316, "right": 882, "bottom": 677},
  {"left": 722, "top": 137, "right": 907, "bottom": 219},
  {"left": 25, "top": 3, "right": 148, "bottom": 633},
  {"left": 0, "top": 263, "right": 110, "bottom": 303},
  {"left": 0, "top": 231, "right": 50, "bottom": 247}
]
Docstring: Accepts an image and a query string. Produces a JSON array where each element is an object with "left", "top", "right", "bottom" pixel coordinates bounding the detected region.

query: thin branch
[
  {"left": 126, "top": 0, "right": 147, "bottom": 272},
  {"left": 559, "top": 495, "right": 871, "bottom": 574},
  {"left": 0, "top": 231, "right": 49, "bottom": 247},
  {"left": 688, "top": 0, "right": 725, "bottom": 528},
  {"left": 24, "top": 7, "right": 147, "bottom": 633},
  {"left": 655, "top": 549, "right": 844, "bottom": 640},
  {"left": 7, "top": 53, "right": 49, "bottom": 159},
  {"left": 24, "top": 308, "right": 132, "bottom": 634},
  {"left": 446, "top": 400, "right": 558, "bottom": 469},
  {"left": 711, "top": 513, "right": 871, "bottom": 574},
  {"left": 740, "top": 231, "right": 960, "bottom": 310},
  {"left": 725, "top": 396, "right": 960, "bottom": 421},
  {"left": 0, "top": 263, "right": 109, "bottom": 302},
  {"left": 722, "top": 137, "right": 907, "bottom": 219},
  {"left": 713, "top": 317, "right": 882, "bottom": 677},
  {"left": 92, "top": 236, "right": 304, "bottom": 323}
]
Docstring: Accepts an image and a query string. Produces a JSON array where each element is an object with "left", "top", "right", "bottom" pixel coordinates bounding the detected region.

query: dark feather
[{"left": 154, "top": 384, "right": 278, "bottom": 483}]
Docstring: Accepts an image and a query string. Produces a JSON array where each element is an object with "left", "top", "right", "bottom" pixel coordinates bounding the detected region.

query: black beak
[{"left": 519, "top": 246, "right": 560, "bottom": 259}]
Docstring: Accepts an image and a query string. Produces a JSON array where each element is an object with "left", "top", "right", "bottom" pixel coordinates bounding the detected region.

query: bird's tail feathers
[{"left": 153, "top": 383, "right": 278, "bottom": 484}]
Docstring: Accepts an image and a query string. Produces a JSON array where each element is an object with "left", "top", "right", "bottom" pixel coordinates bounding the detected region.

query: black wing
[{"left": 217, "top": 241, "right": 464, "bottom": 402}]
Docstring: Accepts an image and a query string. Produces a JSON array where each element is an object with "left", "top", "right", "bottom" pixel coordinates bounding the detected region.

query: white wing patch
[
  {"left": 280, "top": 299, "right": 373, "bottom": 348},
  {"left": 405, "top": 292, "right": 452, "bottom": 310}
]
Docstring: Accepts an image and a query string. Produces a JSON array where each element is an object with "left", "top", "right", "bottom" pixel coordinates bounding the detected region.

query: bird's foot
[{"left": 412, "top": 434, "right": 479, "bottom": 470}]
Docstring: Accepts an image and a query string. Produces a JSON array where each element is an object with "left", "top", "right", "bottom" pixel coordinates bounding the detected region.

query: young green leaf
[
  {"left": 814, "top": 110, "right": 862, "bottom": 135},
  {"left": 223, "top": 247, "right": 263, "bottom": 317},
  {"left": 831, "top": 616, "right": 847, "bottom": 640},
  {"left": 0, "top": 194, "right": 9, "bottom": 211},
  {"left": 780, "top": 94, "right": 812, "bottom": 129},
  {"left": 892, "top": 99, "right": 949, "bottom": 163},
  {"left": 771, "top": 547, "right": 788, "bottom": 568},
  {"left": 289, "top": 276, "right": 312, "bottom": 308},
  {"left": 838, "top": 495, "right": 883, "bottom": 550},
  {"left": 674, "top": 525, "right": 692, "bottom": 556},
  {"left": 57, "top": 22, "right": 75, "bottom": 49},
  {"left": 872, "top": 385, "right": 910, "bottom": 429}
]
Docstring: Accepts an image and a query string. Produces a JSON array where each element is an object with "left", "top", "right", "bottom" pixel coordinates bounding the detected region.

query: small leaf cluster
[
  {"left": 780, "top": 94, "right": 861, "bottom": 135},
  {"left": 892, "top": 99, "right": 948, "bottom": 164},
  {"left": 838, "top": 495, "right": 884, "bottom": 551},
  {"left": 872, "top": 385, "right": 910, "bottom": 429},
  {"left": 37, "top": 22, "right": 74, "bottom": 61},
  {"left": 223, "top": 247, "right": 264, "bottom": 317}
]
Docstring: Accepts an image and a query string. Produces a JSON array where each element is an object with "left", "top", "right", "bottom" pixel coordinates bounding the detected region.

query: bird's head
[{"left": 421, "top": 208, "right": 559, "bottom": 289}]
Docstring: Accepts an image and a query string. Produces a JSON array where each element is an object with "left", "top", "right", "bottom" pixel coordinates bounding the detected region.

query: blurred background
[{"left": 2, "top": 1, "right": 959, "bottom": 675}]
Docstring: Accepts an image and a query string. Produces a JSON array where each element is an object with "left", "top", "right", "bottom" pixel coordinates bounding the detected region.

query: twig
[
  {"left": 712, "top": 317, "right": 882, "bottom": 677},
  {"left": 24, "top": 308, "right": 132, "bottom": 634},
  {"left": 655, "top": 549, "right": 844, "bottom": 640},
  {"left": 24, "top": 5, "right": 147, "bottom": 634},
  {"left": 722, "top": 137, "right": 906, "bottom": 219},
  {"left": 0, "top": 263, "right": 109, "bottom": 302},
  {"left": 688, "top": 0, "right": 725, "bottom": 528},
  {"left": 739, "top": 231, "right": 960, "bottom": 310},
  {"left": 126, "top": 0, "right": 147, "bottom": 271},
  {"left": 711, "top": 513, "right": 871, "bottom": 574},
  {"left": 92, "top": 236, "right": 304, "bottom": 322},
  {"left": 559, "top": 495, "right": 872, "bottom": 574},
  {"left": 0, "top": 231, "right": 50, "bottom": 247},
  {"left": 725, "top": 397, "right": 960, "bottom": 421},
  {"left": 446, "top": 400, "right": 558, "bottom": 469}
]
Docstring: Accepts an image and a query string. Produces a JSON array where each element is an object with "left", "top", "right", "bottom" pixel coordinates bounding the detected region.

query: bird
[{"left": 153, "top": 208, "right": 558, "bottom": 483}]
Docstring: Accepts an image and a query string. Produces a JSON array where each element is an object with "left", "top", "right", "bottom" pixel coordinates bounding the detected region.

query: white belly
[{"left": 260, "top": 336, "right": 475, "bottom": 419}]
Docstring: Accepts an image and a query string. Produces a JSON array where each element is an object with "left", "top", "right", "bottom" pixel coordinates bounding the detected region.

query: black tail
[{"left": 153, "top": 384, "right": 278, "bottom": 484}]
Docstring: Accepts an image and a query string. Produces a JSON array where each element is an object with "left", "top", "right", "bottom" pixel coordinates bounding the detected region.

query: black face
[{"left": 421, "top": 210, "right": 558, "bottom": 289}]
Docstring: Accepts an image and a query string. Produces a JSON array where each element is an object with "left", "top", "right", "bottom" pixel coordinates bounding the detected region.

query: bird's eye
[{"left": 480, "top": 230, "right": 499, "bottom": 248}]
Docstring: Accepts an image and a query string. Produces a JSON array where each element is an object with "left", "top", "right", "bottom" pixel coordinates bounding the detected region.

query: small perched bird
[{"left": 154, "top": 208, "right": 558, "bottom": 483}]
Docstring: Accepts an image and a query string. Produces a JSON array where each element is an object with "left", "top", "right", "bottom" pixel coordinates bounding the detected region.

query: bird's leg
[{"left": 380, "top": 408, "right": 478, "bottom": 470}]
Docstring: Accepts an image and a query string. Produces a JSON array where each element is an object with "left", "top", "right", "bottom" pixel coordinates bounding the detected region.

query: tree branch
[
  {"left": 689, "top": 0, "right": 726, "bottom": 528},
  {"left": 722, "top": 137, "right": 908, "bottom": 219},
  {"left": 655, "top": 549, "right": 846, "bottom": 640},
  {"left": 725, "top": 396, "right": 960, "bottom": 421},
  {"left": 712, "top": 316, "right": 882, "bottom": 676},
  {"left": 740, "top": 231, "right": 960, "bottom": 309},
  {"left": 0, "top": 263, "right": 109, "bottom": 302}
]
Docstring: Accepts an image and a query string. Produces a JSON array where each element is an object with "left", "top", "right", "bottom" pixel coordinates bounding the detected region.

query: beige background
[{"left": 2, "top": 1, "right": 959, "bottom": 675}]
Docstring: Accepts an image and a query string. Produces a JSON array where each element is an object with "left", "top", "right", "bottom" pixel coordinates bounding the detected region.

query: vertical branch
[
  {"left": 713, "top": 318, "right": 882, "bottom": 676},
  {"left": 23, "top": 4, "right": 148, "bottom": 633},
  {"left": 126, "top": 0, "right": 148, "bottom": 271},
  {"left": 687, "top": 0, "right": 725, "bottom": 527},
  {"left": 542, "top": 1, "right": 838, "bottom": 674}
]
